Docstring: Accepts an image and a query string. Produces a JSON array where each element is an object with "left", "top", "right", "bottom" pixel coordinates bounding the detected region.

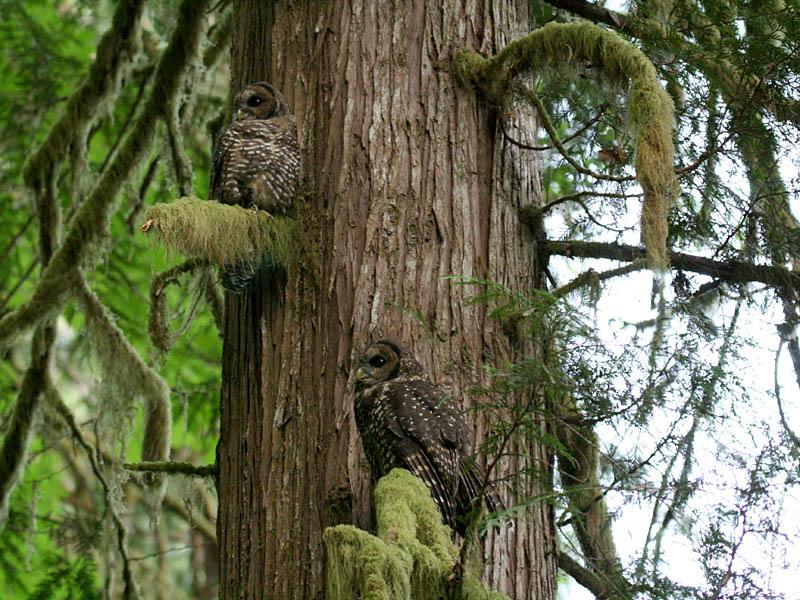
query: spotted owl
[
  {"left": 210, "top": 82, "right": 301, "bottom": 294},
  {"left": 354, "top": 340, "right": 498, "bottom": 535}
]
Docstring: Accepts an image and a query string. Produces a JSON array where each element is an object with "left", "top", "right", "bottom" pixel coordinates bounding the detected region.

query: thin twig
[
  {"left": 524, "top": 193, "right": 639, "bottom": 234},
  {"left": 552, "top": 259, "right": 649, "bottom": 297},
  {"left": 500, "top": 103, "right": 607, "bottom": 152},
  {"left": 0, "top": 216, "right": 33, "bottom": 266},
  {"left": 514, "top": 84, "right": 635, "bottom": 183},
  {"left": 0, "top": 257, "right": 39, "bottom": 315}
]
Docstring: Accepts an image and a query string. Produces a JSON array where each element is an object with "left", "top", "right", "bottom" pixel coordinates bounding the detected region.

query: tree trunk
[{"left": 216, "top": 2, "right": 558, "bottom": 598}]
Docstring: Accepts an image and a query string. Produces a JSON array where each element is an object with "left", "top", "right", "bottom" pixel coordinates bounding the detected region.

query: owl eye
[
  {"left": 369, "top": 355, "right": 387, "bottom": 368},
  {"left": 247, "top": 95, "right": 263, "bottom": 107}
]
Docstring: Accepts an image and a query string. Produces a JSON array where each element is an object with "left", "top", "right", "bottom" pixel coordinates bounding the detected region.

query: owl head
[
  {"left": 233, "top": 82, "right": 289, "bottom": 121},
  {"left": 355, "top": 340, "right": 426, "bottom": 387}
]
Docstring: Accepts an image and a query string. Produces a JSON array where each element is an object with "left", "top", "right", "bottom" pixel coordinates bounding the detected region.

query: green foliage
[{"left": 28, "top": 554, "right": 100, "bottom": 600}]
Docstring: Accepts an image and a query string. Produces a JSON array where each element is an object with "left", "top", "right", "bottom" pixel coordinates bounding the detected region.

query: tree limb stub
[{"left": 454, "top": 21, "right": 677, "bottom": 270}]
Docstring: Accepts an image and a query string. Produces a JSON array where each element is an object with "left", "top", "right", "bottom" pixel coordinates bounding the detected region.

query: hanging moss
[
  {"left": 454, "top": 21, "right": 677, "bottom": 270},
  {"left": 143, "top": 197, "right": 297, "bottom": 268},
  {"left": 76, "top": 276, "right": 171, "bottom": 508},
  {"left": 324, "top": 469, "right": 509, "bottom": 600}
]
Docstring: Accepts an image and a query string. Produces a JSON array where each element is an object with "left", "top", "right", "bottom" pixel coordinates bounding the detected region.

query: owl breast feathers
[
  {"left": 354, "top": 339, "right": 499, "bottom": 535},
  {"left": 210, "top": 82, "right": 301, "bottom": 293}
]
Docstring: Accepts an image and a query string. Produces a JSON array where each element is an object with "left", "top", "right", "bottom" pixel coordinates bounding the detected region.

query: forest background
[{"left": 1, "top": 0, "right": 800, "bottom": 599}]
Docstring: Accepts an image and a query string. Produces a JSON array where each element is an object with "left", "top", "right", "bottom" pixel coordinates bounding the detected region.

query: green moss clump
[
  {"left": 143, "top": 197, "right": 297, "bottom": 268},
  {"left": 324, "top": 469, "right": 509, "bottom": 600}
]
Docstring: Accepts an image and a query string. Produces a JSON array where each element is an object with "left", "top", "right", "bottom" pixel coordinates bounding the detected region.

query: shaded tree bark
[{"left": 216, "top": 2, "right": 557, "bottom": 598}]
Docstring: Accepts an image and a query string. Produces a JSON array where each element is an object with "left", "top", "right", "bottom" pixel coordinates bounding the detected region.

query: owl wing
[
  {"left": 209, "top": 123, "right": 236, "bottom": 203},
  {"left": 384, "top": 378, "right": 466, "bottom": 528}
]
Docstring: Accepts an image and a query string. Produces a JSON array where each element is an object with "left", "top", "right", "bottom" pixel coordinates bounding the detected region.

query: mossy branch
[
  {"left": 22, "top": 0, "right": 146, "bottom": 193},
  {"left": 324, "top": 469, "right": 508, "bottom": 600},
  {"left": 454, "top": 21, "right": 677, "bottom": 270},
  {"left": 557, "top": 549, "right": 614, "bottom": 599},
  {"left": 0, "top": 0, "right": 211, "bottom": 351},
  {"left": 552, "top": 259, "right": 649, "bottom": 298},
  {"left": 541, "top": 0, "right": 800, "bottom": 130},
  {"left": 142, "top": 197, "right": 297, "bottom": 268},
  {"left": 123, "top": 461, "right": 217, "bottom": 478},
  {"left": 0, "top": 329, "right": 49, "bottom": 531},
  {"left": 554, "top": 395, "right": 630, "bottom": 598},
  {"left": 148, "top": 259, "right": 206, "bottom": 354}
]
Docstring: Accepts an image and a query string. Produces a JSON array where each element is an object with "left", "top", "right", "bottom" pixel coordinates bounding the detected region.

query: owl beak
[
  {"left": 355, "top": 367, "right": 367, "bottom": 383},
  {"left": 236, "top": 108, "right": 246, "bottom": 120}
]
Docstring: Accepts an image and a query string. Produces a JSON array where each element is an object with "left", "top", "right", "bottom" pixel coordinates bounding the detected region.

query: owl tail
[
  {"left": 457, "top": 461, "right": 504, "bottom": 536},
  {"left": 219, "top": 254, "right": 276, "bottom": 294}
]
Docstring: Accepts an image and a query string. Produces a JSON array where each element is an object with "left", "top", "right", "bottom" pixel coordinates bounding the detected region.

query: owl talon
[{"left": 249, "top": 204, "right": 274, "bottom": 219}]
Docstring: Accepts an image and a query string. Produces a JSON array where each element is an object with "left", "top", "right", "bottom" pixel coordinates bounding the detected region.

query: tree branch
[
  {"left": 513, "top": 85, "right": 634, "bottom": 184},
  {"left": 544, "top": 0, "right": 625, "bottom": 29},
  {"left": 557, "top": 549, "right": 613, "bottom": 599},
  {"left": 76, "top": 276, "right": 172, "bottom": 484},
  {"left": 775, "top": 339, "right": 800, "bottom": 449},
  {"left": 123, "top": 461, "right": 217, "bottom": 478},
  {"left": 541, "top": 0, "right": 800, "bottom": 129},
  {"left": 0, "top": 329, "right": 48, "bottom": 530},
  {"left": 22, "top": 0, "right": 147, "bottom": 193},
  {"left": 552, "top": 259, "right": 649, "bottom": 297},
  {"left": 454, "top": 21, "right": 676, "bottom": 269},
  {"left": 547, "top": 240, "right": 800, "bottom": 290},
  {"left": 148, "top": 259, "right": 207, "bottom": 353}
]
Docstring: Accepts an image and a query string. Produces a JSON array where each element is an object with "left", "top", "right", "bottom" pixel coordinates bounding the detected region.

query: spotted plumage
[
  {"left": 354, "top": 340, "right": 498, "bottom": 535},
  {"left": 210, "top": 82, "right": 300, "bottom": 293}
]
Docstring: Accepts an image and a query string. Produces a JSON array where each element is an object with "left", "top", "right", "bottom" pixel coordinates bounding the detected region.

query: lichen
[{"left": 324, "top": 469, "right": 509, "bottom": 599}]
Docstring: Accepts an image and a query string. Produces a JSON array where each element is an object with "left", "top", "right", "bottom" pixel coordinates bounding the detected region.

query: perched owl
[
  {"left": 354, "top": 340, "right": 498, "bottom": 535},
  {"left": 210, "top": 82, "right": 301, "bottom": 293}
]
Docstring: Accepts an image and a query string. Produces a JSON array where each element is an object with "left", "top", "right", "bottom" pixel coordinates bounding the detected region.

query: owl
[
  {"left": 209, "top": 82, "right": 301, "bottom": 293},
  {"left": 354, "top": 339, "right": 498, "bottom": 535}
]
